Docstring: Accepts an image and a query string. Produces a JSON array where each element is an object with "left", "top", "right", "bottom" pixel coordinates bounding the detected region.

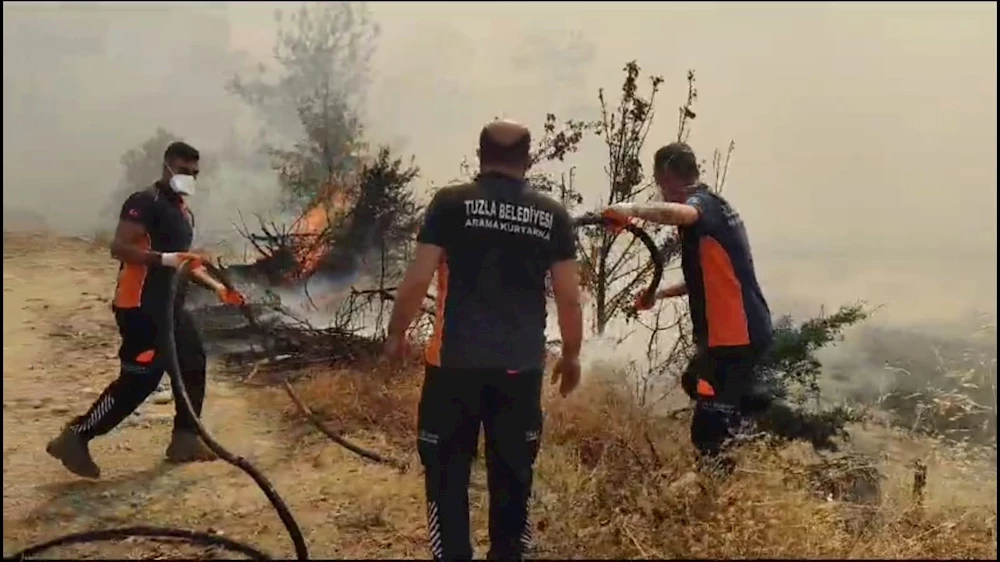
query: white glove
[{"left": 160, "top": 252, "right": 201, "bottom": 268}]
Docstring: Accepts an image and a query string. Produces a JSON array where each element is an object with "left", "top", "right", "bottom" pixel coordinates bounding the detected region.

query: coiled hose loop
[{"left": 572, "top": 212, "right": 665, "bottom": 310}]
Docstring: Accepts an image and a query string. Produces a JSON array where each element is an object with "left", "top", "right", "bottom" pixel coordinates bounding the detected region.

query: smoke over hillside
[{"left": 4, "top": 2, "right": 996, "bottom": 338}]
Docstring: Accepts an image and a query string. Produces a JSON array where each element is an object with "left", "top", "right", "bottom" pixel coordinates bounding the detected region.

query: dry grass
[
  {"left": 265, "top": 354, "right": 996, "bottom": 560},
  {"left": 8, "top": 230, "right": 988, "bottom": 559},
  {"left": 265, "top": 356, "right": 423, "bottom": 451}
]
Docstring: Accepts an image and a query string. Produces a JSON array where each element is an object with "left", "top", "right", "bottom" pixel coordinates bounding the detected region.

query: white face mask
[{"left": 166, "top": 164, "right": 197, "bottom": 197}]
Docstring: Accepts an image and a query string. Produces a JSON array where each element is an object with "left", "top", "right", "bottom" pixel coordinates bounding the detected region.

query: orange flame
[{"left": 287, "top": 184, "right": 352, "bottom": 279}]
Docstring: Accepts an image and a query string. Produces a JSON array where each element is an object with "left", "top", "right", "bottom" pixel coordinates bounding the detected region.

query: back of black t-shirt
[{"left": 417, "top": 172, "right": 577, "bottom": 371}]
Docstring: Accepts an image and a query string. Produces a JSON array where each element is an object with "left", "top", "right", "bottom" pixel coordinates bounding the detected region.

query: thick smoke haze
[
  {"left": 4, "top": 2, "right": 996, "bottom": 333},
  {"left": 2, "top": 2, "right": 284, "bottom": 248}
]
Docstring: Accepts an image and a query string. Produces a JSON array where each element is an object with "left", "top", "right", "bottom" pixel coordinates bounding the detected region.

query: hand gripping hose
[
  {"left": 4, "top": 259, "right": 308, "bottom": 561},
  {"left": 572, "top": 212, "right": 665, "bottom": 312}
]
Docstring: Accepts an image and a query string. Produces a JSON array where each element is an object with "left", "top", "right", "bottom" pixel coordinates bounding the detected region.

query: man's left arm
[
  {"left": 189, "top": 265, "right": 226, "bottom": 293},
  {"left": 606, "top": 201, "right": 701, "bottom": 227},
  {"left": 184, "top": 256, "right": 244, "bottom": 306}
]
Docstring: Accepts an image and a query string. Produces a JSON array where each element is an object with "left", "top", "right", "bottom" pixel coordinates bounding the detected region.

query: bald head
[{"left": 478, "top": 119, "right": 531, "bottom": 173}]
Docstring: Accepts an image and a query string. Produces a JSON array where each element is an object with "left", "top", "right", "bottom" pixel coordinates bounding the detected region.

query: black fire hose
[
  {"left": 572, "top": 212, "right": 665, "bottom": 311},
  {"left": 4, "top": 527, "right": 270, "bottom": 560},
  {"left": 4, "top": 259, "right": 307, "bottom": 561}
]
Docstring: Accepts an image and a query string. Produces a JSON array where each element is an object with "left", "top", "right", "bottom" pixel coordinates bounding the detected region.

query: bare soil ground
[{"left": 1, "top": 232, "right": 430, "bottom": 559}]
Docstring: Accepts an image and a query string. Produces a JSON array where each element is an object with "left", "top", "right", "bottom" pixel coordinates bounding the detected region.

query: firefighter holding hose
[
  {"left": 385, "top": 119, "right": 584, "bottom": 561},
  {"left": 46, "top": 141, "right": 246, "bottom": 479},
  {"left": 600, "top": 142, "right": 774, "bottom": 474}
]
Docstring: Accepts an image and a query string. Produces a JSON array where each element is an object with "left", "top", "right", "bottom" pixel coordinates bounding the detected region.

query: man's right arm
[
  {"left": 110, "top": 221, "right": 161, "bottom": 266},
  {"left": 549, "top": 207, "right": 583, "bottom": 359},
  {"left": 551, "top": 260, "right": 583, "bottom": 357},
  {"left": 110, "top": 194, "right": 164, "bottom": 266}
]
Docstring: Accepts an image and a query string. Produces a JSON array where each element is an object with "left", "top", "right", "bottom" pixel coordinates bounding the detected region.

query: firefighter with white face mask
[{"left": 46, "top": 141, "right": 245, "bottom": 479}]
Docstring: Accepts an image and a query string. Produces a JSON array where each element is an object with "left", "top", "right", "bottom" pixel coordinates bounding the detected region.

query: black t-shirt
[
  {"left": 417, "top": 172, "right": 577, "bottom": 370},
  {"left": 112, "top": 184, "right": 195, "bottom": 312},
  {"left": 679, "top": 187, "right": 772, "bottom": 353}
]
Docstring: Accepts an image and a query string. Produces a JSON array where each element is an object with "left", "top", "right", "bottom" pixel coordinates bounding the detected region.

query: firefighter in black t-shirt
[
  {"left": 385, "top": 120, "right": 585, "bottom": 560},
  {"left": 46, "top": 141, "right": 246, "bottom": 479}
]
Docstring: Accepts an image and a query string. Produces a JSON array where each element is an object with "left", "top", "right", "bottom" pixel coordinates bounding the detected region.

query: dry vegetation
[
  {"left": 265, "top": 349, "right": 997, "bottom": 560},
  {"left": 2, "top": 232, "right": 994, "bottom": 561}
]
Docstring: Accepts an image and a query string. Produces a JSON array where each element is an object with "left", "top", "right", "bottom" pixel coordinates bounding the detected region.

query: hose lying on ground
[
  {"left": 4, "top": 259, "right": 308, "bottom": 561},
  {"left": 281, "top": 380, "right": 408, "bottom": 471},
  {"left": 4, "top": 526, "right": 271, "bottom": 561}
]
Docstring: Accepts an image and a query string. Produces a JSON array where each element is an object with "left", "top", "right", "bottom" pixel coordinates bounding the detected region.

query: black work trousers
[
  {"left": 681, "top": 346, "right": 768, "bottom": 470},
  {"left": 69, "top": 307, "right": 207, "bottom": 440},
  {"left": 417, "top": 365, "right": 544, "bottom": 561}
]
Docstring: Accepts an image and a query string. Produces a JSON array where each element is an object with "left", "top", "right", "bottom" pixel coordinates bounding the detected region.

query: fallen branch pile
[
  {"left": 189, "top": 273, "right": 433, "bottom": 386},
  {"left": 193, "top": 305, "right": 379, "bottom": 383}
]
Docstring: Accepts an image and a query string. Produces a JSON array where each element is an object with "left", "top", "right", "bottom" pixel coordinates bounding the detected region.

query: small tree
[
  {"left": 524, "top": 62, "right": 707, "bottom": 334},
  {"left": 228, "top": 1, "right": 379, "bottom": 212},
  {"left": 746, "top": 304, "right": 872, "bottom": 450},
  {"left": 235, "top": 148, "right": 422, "bottom": 289},
  {"left": 581, "top": 62, "right": 668, "bottom": 334},
  {"left": 762, "top": 303, "right": 871, "bottom": 406},
  {"left": 330, "top": 147, "right": 422, "bottom": 282}
]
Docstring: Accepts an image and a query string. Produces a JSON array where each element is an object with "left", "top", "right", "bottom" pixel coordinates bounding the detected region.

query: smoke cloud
[{"left": 4, "top": 2, "right": 996, "bottom": 355}]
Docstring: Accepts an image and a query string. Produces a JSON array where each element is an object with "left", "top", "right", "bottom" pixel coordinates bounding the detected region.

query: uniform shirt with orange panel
[
  {"left": 679, "top": 188, "right": 772, "bottom": 356},
  {"left": 113, "top": 184, "right": 195, "bottom": 312}
]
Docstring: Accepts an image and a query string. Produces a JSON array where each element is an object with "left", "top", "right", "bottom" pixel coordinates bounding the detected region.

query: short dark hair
[
  {"left": 653, "top": 142, "right": 699, "bottom": 182},
  {"left": 164, "top": 141, "right": 199, "bottom": 162},
  {"left": 478, "top": 127, "right": 530, "bottom": 167}
]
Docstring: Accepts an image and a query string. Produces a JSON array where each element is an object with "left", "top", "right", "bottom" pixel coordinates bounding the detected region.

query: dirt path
[{"left": 1, "top": 232, "right": 430, "bottom": 559}]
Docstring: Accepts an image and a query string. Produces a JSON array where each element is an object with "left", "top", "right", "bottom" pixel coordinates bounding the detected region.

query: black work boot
[
  {"left": 164, "top": 430, "right": 217, "bottom": 463},
  {"left": 46, "top": 427, "right": 101, "bottom": 479}
]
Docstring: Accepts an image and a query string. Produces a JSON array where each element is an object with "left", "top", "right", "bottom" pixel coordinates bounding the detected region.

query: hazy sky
[{"left": 3, "top": 1, "right": 996, "bottom": 326}]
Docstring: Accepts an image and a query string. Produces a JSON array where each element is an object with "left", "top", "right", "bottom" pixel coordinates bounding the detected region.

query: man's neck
[
  {"left": 479, "top": 164, "right": 525, "bottom": 180},
  {"left": 683, "top": 182, "right": 704, "bottom": 194},
  {"left": 669, "top": 182, "right": 703, "bottom": 202}
]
